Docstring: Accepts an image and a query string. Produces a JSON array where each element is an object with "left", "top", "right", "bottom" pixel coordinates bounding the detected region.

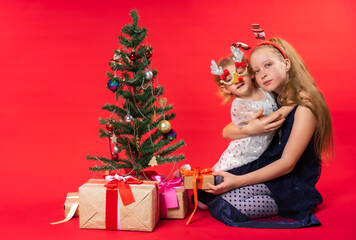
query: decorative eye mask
[{"left": 210, "top": 42, "right": 250, "bottom": 86}]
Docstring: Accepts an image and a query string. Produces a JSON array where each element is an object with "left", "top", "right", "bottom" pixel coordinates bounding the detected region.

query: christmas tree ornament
[
  {"left": 124, "top": 112, "right": 133, "bottom": 123},
  {"left": 110, "top": 134, "right": 118, "bottom": 143},
  {"left": 136, "top": 136, "right": 140, "bottom": 150},
  {"left": 113, "top": 51, "right": 121, "bottom": 60},
  {"left": 109, "top": 54, "right": 122, "bottom": 70},
  {"left": 113, "top": 145, "right": 121, "bottom": 154},
  {"left": 112, "top": 153, "right": 119, "bottom": 160},
  {"left": 148, "top": 156, "right": 158, "bottom": 167},
  {"left": 106, "top": 123, "right": 114, "bottom": 132},
  {"left": 107, "top": 78, "right": 120, "bottom": 92},
  {"left": 145, "top": 68, "right": 153, "bottom": 80},
  {"left": 158, "top": 98, "right": 167, "bottom": 108},
  {"left": 129, "top": 50, "right": 138, "bottom": 61},
  {"left": 163, "top": 129, "right": 177, "bottom": 141},
  {"left": 145, "top": 49, "right": 152, "bottom": 59},
  {"left": 158, "top": 119, "right": 171, "bottom": 134}
]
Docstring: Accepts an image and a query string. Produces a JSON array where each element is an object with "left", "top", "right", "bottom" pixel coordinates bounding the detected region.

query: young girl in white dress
[{"left": 211, "top": 43, "right": 293, "bottom": 172}]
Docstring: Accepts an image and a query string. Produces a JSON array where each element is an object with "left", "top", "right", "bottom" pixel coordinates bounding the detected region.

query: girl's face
[
  {"left": 250, "top": 48, "right": 290, "bottom": 94},
  {"left": 222, "top": 64, "right": 254, "bottom": 98}
]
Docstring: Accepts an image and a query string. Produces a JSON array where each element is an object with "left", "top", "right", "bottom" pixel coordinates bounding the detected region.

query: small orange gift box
[
  {"left": 179, "top": 164, "right": 214, "bottom": 225},
  {"left": 180, "top": 165, "right": 214, "bottom": 190}
]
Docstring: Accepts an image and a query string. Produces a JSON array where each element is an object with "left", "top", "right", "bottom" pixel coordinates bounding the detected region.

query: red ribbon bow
[
  {"left": 104, "top": 174, "right": 143, "bottom": 230},
  {"left": 235, "top": 62, "right": 247, "bottom": 68},
  {"left": 219, "top": 69, "right": 230, "bottom": 80}
]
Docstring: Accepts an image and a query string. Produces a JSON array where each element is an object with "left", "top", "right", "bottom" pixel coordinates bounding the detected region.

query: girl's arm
[
  {"left": 268, "top": 105, "right": 295, "bottom": 120},
  {"left": 222, "top": 108, "right": 287, "bottom": 140},
  {"left": 207, "top": 106, "right": 317, "bottom": 194}
]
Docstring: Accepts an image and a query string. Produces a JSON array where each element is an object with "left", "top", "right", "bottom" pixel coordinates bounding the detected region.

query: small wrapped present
[
  {"left": 180, "top": 165, "right": 214, "bottom": 190},
  {"left": 151, "top": 175, "right": 188, "bottom": 219},
  {"left": 51, "top": 192, "right": 80, "bottom": 225},
  {"left": 79, "top": 175, "right": 159, "bottom": 232},
  {"left": 179, "top": 164, "right": 214, "bottom": 225},
  {"left": 64, "top": 192, "right": 79, "bottom": 218}
]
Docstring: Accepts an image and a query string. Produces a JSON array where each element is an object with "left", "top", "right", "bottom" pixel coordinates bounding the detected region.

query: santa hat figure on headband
[{"left": 252, "top": 24, "right": 265, "bottom": 40}]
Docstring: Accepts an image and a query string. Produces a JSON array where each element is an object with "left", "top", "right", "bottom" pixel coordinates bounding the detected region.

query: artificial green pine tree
[{"left": 87, "top": 10, "right": 185, "bottom": 177}]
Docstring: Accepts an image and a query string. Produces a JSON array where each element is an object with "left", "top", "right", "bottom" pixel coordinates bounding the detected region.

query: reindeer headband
[
  {"left": 252, "top": 24, "right": 287, "bottom": 59},
  {"left": 210, "top": 42, "right": 251, "bottom": 85}
]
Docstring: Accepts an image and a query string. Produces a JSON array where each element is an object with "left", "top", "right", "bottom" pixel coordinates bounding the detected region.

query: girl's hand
[
  {"left": 172, "top": 169, "right": 181, "bottom": 179},
  {"left": 205, "top": 171, "right": 242, "bottom": 195},
  {"left": 222, "top": 108, "right": 285, "bottom": 140},
  {"left": 244, "top": 108, "right": 284, "bottom": 135}
]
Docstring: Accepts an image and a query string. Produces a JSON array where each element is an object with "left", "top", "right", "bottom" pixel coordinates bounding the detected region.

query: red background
[{"left": 1, "top": 0, "right": 355, "bottom": 239}]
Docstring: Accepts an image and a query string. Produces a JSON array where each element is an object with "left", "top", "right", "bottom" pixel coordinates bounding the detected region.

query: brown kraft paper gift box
[
  {"left": 79, "top": 179, "right": 159, "bottom": 232},
  {"left": 163, "top": 187, "right": 189, "bottom": 219},
  {"left": 183, "top": 174, "right": 214, "bottom": 190}
]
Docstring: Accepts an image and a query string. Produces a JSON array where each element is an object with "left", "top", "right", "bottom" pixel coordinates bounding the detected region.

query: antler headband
[{"left": 210, "top": 42, "right": 250, "bottom": 85}]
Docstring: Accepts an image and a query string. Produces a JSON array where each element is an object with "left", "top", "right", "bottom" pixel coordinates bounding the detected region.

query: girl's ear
[
  {"left": 285, "top": 58, "right": 291, "bottom": 72},
  {"left": 220, "top": 85, "right": 231, "bottom": 94}
]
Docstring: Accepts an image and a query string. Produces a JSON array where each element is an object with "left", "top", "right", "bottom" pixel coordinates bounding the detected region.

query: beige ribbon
[{"left": 50, "top": 197, "right": 79, "bottom": 225}]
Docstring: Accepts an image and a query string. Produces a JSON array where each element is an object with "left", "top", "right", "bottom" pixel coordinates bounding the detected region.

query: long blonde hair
[{"left": 253, "top": 37, "right": 333, "bottom": 160}]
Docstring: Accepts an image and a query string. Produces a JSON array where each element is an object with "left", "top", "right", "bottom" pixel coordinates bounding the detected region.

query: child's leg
[
  {"left": 197, "top": 201, "right": 209, "bottom": 210},
  {"left": 221, "top": 184, "right": 278, "bottom": 219}
]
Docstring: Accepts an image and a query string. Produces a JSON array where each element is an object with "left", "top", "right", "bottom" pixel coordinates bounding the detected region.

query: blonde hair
[
  {"left": 252, "top": 37, "right": 333, "bottom": 161},
  {"left": 213, "top": 55, "right": 252, "bottom": 104}
]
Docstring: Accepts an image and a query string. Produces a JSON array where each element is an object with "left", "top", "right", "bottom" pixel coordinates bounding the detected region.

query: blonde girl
[
  {"left": 199, "top": 37, "right": 333, "bottom": 228},
  {"left": 210, "top": 44, "right": 293, "bottom": 172}
]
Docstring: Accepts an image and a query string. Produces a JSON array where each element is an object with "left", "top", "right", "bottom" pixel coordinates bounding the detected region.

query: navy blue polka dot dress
[{"left": 198, "top": 107, "right": 323, "bottom": 228}]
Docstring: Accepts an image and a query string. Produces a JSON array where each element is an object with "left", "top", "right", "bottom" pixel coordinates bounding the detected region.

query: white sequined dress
[{"left": 212, "top": 88, "right": 278, "bottom": 172}]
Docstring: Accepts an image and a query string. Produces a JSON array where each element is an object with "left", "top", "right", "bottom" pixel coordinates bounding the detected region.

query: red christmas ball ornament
[
  {"left": 112, "top": 153, "right": 119, "bottom": 160},
  {"left": 129, "top": 51, "right": 137, "bottom": 61},
  {"left": 106, "top": 123, "right": 114, "bottom": 132}
]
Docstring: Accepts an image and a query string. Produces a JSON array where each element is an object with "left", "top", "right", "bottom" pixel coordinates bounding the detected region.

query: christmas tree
[{"left": 87, "top": 10, "right": 186, "bottom": 177}]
